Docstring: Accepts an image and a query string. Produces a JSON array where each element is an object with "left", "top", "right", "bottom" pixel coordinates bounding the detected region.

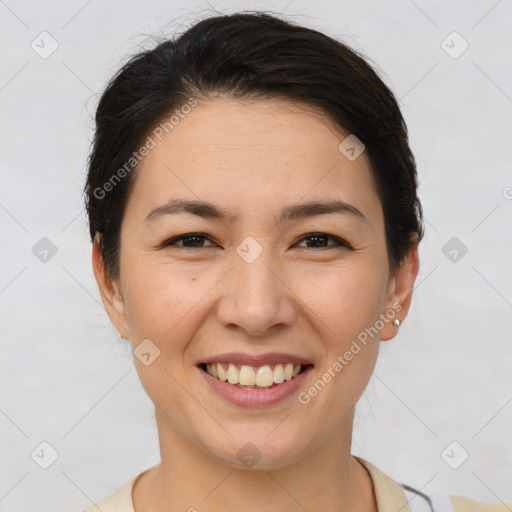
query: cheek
[
  {"left": 121, "top": 262, "right": 206, "bottom": 411},
  {"left": 291, "top": 262, "right": 387, "bottom": 340},
  {"left": 124, "top": 254, "right": 222, "bottom": 352},
  {"left": 121, "top": 258, "right": 206, "bottom": 341},
  {"left": 122, "top": 252, "right": 388, "bottom": 346},
  {"left": 291, "top": 267, "right": 383, "bottom": 419}
]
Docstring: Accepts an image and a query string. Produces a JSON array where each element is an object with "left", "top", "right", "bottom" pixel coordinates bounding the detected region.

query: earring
[
  {"left": 118, "top": 333, "right": 125, "bottom": 340},
  {"left": 393, "top": 319, "right": 401, "bottom": 328}
]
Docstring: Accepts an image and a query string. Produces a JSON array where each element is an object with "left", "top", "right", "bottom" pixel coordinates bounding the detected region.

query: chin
[{"left": 196, "top": 425, "right": 309, "bottom": 471}]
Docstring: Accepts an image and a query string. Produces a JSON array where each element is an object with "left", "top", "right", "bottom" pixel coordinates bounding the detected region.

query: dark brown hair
[{"left": 85, "top": 11, "right": 423, "bottom": 278}]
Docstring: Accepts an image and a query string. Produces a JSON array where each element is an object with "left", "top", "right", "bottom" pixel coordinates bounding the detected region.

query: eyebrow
[{"left": 143, "top": 198, "right": 368, "bottom": 225}]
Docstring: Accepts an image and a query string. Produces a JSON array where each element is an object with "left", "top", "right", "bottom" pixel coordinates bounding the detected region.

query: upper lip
[{"left": 199, "top": 352, "right": 314, "bottom": 367}]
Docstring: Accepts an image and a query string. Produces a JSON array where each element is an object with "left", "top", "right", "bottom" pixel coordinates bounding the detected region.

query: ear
[
  {"left": 92, "top": 234, "right": 131, "bottom": 340},
  {"left": 380, "top": 234, "right": 419, "bottom": 341}
]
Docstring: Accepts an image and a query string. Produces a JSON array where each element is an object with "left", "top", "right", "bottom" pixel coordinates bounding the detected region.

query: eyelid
[
  {"left": 295, "top": 232, "right": 353, "bottom": 250},
  {"left": 160, "top": 232, "right": 353, "bottom": 250},
  {"left": 160, "top": 232, "right": 216, "bottom": 249}
]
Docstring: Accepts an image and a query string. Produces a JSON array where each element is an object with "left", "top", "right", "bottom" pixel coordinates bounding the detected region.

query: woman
[{"left": 83, "top": 11, "right": 509, "bottom": 512}]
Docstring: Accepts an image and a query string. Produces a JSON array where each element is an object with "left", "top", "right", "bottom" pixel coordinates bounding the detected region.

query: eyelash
[{"left": 160, "top": 232, "right": 353, "bottom": 251}]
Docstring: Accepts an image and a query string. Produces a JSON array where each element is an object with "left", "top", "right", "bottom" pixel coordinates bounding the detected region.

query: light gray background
[{"left": 1, "top": 1, "right": 511, "bottom": 511}]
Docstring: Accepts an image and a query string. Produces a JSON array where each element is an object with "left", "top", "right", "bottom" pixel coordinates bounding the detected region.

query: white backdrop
[{"left": 1, "top": 1, "right": 511, "bottom": 511}]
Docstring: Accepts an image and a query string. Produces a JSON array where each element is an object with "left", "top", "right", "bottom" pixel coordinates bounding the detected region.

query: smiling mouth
[{"left": 199, "top": 363, "right": 313, "bottom": 389}]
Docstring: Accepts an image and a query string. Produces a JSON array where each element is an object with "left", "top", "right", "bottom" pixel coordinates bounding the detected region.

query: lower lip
[{"left": 198, "top": 365, "right": 313, "bottom": 407}]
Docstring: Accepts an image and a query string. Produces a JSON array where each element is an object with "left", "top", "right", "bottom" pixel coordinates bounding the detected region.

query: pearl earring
[{"left": 393, "top": 319, "right": 401, "bottom": 328}]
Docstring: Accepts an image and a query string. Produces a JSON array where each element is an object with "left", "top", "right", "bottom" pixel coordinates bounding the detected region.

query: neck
[{"left": 133, "top": 408, "right": 377, "bottom": 512}]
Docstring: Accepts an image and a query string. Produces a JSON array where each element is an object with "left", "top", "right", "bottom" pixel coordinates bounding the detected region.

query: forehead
[{"left": 125, "top": 97, "right": 381, "bottom": 224}]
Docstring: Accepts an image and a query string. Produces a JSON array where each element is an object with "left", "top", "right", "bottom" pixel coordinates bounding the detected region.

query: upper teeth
[{"left": 206, "top": 363, "right": 302, "bottom": 388}]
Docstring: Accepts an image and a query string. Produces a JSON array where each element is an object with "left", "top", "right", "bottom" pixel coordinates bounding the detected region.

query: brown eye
[
  {"left": 295, "top": 233, "right": 353, "bottom": 250},
  {"left": 161, "top": 233, "right": 215, "bottom": 249}
]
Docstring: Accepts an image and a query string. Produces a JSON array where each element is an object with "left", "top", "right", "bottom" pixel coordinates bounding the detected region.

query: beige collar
[
  {"left": 355, "top": 456, "right": 411, "bottom": 512},
  {"left": 86, "top": 456, "right": 412, "bottom": 512}
]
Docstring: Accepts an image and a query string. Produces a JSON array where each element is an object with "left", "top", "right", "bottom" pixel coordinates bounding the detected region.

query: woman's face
[{"left": 95, "top": 97, "right": 417, "bottom": 469}]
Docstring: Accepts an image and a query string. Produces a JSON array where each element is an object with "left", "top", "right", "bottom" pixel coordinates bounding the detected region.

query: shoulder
[
  {"left": 403, "top": 489, "right": 512, "bottom": 512},
  {"left": 450, "top": 495, "right": 512, "bottom": 512},
  {"left": 80, "top": 473, "right": 140, "bottom": 512},
  {"left": 355, "top": 456, "right": 512, "bottom": 512}
]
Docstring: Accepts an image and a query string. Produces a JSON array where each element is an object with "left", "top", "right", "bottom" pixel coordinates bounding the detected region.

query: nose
[{"left": 216, "top": 249, "right": 298, "bottom": 337}]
